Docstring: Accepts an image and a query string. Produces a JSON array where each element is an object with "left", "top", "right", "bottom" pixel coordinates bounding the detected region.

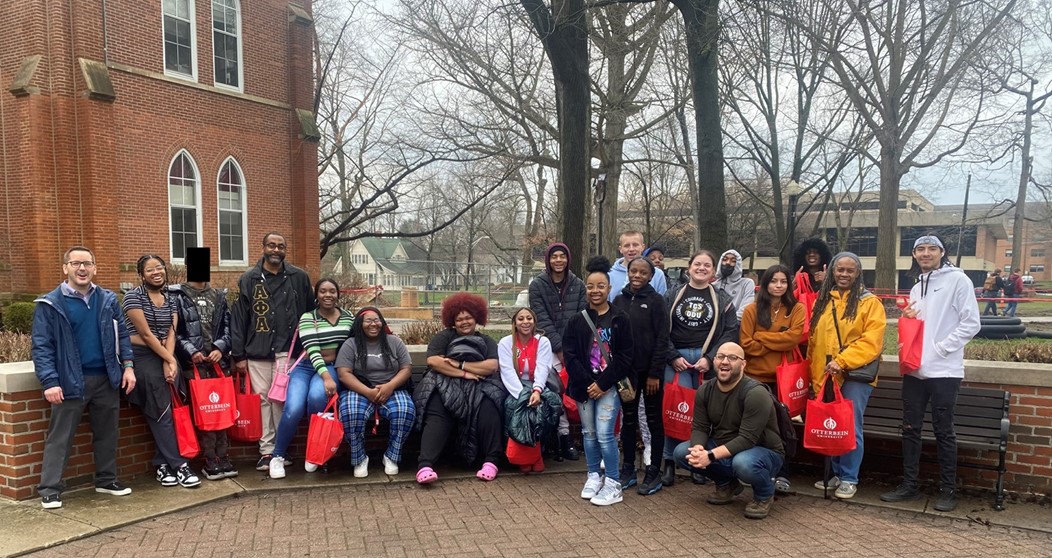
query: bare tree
[{"left": 778, "top": 0, "right": 1020, "bottom": 290}]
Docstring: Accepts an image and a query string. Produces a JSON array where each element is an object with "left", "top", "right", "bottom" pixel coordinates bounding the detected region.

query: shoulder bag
[
  {"left": 830, "top": 300, "right": 879, "bottom": 383},
  {"left": 580, "top": 310, "right": 635, "bottom": 402}
]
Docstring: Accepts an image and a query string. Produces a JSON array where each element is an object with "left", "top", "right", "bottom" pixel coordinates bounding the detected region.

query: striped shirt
[
  {"left": 299, "top": 308, "right": 355, "bottom": 374},
  {"left": 122, "top": 285, "right": 177, "bottom": 342}
]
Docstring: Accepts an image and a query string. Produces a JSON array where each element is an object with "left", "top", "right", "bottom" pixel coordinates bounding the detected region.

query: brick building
[{"left": 0, "top": 0, "right": 320, "bottom": 297}]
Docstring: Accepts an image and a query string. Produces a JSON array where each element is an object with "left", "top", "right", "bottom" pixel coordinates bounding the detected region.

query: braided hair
[
  {"left": 351, "top": 307, "right": 395, "bottom": 373},
  {"left": 136, "top": 254, "right": 168, "bottom": 290},
  {"left": 809, "top": 253, "right": 866, "bottom": 332}
]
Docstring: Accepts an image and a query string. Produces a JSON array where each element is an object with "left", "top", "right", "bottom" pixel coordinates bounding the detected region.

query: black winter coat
[
  {"left": 563, "top": 307, "right": 633, "bottom": 403},
  {"left": 612, "top": 284, "right": 669, "bottom": 381},
  {"left": 171, "top": 285, "right": 231, "bottom": 374},
  {"left": 230, "top": 259, "right": 314, "bottom": 361},
  {"left": 528, "top": 271, "right": 587, "bottom": 354}
]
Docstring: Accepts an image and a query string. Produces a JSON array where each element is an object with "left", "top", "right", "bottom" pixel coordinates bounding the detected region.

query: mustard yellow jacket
[{"left": 806, "top": 290, "right": 886, "bottom": 393}]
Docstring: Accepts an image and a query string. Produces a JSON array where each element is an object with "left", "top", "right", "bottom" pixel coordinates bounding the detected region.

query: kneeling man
[{"left": 673, "top": 342, "right": 784, "bottom": 519}]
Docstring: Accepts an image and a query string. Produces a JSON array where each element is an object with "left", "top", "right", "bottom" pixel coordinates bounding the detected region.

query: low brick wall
[{"left": 2, "top": 354, "right": 1051, "bottom": 501}]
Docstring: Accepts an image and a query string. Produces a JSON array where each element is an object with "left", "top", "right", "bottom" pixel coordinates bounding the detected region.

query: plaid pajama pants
[{"left": 338, "top": 389, "right": 416, "bottom": 466}]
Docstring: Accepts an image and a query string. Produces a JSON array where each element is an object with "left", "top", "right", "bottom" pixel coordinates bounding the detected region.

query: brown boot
[
  {"left": 706, "top": 482, "right": 744, "bottom": 505},
  {"left": 744, "top": 497, "right": 773, "bottom": 519}
]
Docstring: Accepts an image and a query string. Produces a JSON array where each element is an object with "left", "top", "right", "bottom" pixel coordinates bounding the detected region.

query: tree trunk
[
  {"left": 673, "top": 0, "right": 727, "bottom": 253},
  {"left": 875, "top": 143, "right": 901, "bottom": 291},
  {"left": 1011, "top": 92, "right": 1034, "bottom": 275}
]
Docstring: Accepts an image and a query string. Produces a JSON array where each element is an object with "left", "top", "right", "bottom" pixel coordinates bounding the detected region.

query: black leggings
[
  {"left": 418, "top": 393, "right": 502, "bottom": 469},
  {"left": 620, "top": 375, "right": 664, "bottom": 469}
]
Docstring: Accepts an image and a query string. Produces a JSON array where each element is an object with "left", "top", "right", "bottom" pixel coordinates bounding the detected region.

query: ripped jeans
[
  {"left": 578, "top": 389, "right": 621, "bottom": 483},
  {"left": 901, "top": 375, "right": 961, "bottom": 491}
]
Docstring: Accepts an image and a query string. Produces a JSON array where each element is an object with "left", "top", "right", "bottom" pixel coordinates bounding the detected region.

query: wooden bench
[{"left": 863, "top": 380, "right": 1011, "bottom": 510}]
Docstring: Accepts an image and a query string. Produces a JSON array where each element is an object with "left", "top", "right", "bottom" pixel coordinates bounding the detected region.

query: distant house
[{"left": 346, "top": 238, "right": 431, "bottom": 288}]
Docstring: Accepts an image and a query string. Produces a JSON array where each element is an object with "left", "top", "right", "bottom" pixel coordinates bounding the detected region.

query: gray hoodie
[{"left": 712, "top": 249, "right": 754, "bottom": 320}]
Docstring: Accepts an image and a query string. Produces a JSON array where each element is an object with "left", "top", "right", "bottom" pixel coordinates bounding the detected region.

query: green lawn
[{"left": 883, "top": 323, "right": 1052, "bottom": 363}]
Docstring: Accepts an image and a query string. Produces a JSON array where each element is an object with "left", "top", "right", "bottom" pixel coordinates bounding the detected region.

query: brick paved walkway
[{"left": 24, "top": 473, "right": 1052, "bottom": 558}]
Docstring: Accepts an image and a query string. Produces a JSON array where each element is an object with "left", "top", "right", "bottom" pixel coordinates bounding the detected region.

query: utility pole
[{"left": 956, "top": 174, "right": 971, "bottom": 268}]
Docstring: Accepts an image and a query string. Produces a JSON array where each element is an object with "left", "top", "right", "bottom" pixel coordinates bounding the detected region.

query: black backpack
[{"left": 702, "top": 377, "right": 798, "bottom": 459}]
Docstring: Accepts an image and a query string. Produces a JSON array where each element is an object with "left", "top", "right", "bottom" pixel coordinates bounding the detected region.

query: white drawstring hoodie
[{"left": 908, "top": 265, "right": 981, "bottom": 379}]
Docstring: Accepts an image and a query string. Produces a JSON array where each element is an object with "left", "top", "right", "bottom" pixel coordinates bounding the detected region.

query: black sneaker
[
  {"left": 620, "top": 466, "right": 637, "bottom": 489},
  {"left": 637, "top": 465, "right": 664, "bottom": 496},
  {"left": 933, "top": 488, "right": 958, "bottom": 512},
  {"left": 203, "top": 458, "right": 225, "bottom": 481},
  {"left": 95, "top": 481, "right": 132, "bottom": 496},
  {"left": 256, "top": 454, "right": 273, "bottom": 471},
  {"left": 177, "top": 464, "right": 201, "bottom": 488},
  {"left": 41, "top": 494, "right": 62, "bottom": 509},
  {"left": 219, "top": 456, "right": 239, "bottom": 478},
  {"left": 879, "top": 483, "right": 921, "bottom": 503},
  {"left": 156, "top": 464, "right": 178, "bottom": 487}
]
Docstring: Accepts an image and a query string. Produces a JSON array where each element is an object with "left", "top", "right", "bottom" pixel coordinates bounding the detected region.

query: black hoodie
[
  {"left": 792, "top": 237, "right": 833, "bottom": 290},
  {"left": 612, "top": 283, "right": 669, "bottom": 381}
]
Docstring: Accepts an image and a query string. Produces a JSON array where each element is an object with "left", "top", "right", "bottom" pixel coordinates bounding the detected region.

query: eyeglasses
[
  {"left": 714, "top": 354, "right": 744, "bottom": 363},
  {"left": 362, "top": 319, "right": 382, "bottom": 326},
  {"left": 265, "top": 243, "right": 287, "bottom": 250},
  {"left": 66, "top": 261, "right": 95, "bottom": 269}
]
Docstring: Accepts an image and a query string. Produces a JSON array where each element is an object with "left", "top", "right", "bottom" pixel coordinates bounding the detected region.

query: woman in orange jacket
[
  {"left": 806, "top": 252, "right": 886, "bottom": 500},
  {"left": 739, "top": 264, "right": 805, "bottom": 494}
]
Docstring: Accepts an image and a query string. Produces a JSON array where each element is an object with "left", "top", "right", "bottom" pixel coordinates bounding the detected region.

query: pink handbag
[{"left": 267, "top": 329, "right": 306, "bottom": 403}]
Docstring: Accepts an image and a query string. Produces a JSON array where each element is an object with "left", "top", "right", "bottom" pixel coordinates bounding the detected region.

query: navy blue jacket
[{"left": 31, "top": 285, "right": 134, "bottom": 398}]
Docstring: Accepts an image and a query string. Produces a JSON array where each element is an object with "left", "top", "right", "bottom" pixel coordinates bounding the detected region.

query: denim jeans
[
  {"left": 663, "top": 347, "right": 703, "bottom": 459},
  {"left": 832, "top": 380, "right": 873, "bottom": 484},
  {"left": 1004, "top": 295, "right": 1019, "bottom": 317},
  {"left": 578, "top": 389, "right": 621, "bottom": 483},
  {"left": 273, "top": 360, "right": 332, "bottom": 459},
  {"left": 901, "top": 375, "right": 961, "bottom": 491},
  {"left": 981, "top": 291, "right": 1000, "bottom": 316},
  {"left": 673, "top": 440, "right": 784, "bottom": 501}
]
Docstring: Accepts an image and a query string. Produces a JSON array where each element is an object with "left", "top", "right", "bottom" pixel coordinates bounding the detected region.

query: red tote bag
[
  {"left": 898, "top": 316, "right": 924, "bottom": 375},
  {"left": 803, "top": 376, "right": 856, "bottom": 457},
  {"left": 776, "top": 349, "right": 810, "bottom": 418},
  {"left": 229, "top": 371, "right": 262, "bottom": 442},
  {"left": 188, "top": 363, "right": 237, "bottom": 431},
  {"left": 170, "top": 384, "right": 200, "bottom": 459},
  {"left": 794, "top": 271, "right": 818, "bottom": 344},
  {"left": 662, "top": 372, "right": 696, "bottom": 441},
  {"left": 305, "top": 396, "right": 345, "bottom": 466}
]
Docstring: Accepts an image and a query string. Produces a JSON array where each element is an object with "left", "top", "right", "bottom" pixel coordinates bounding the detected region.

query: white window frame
[
  {"left": 162, "top": 0, "right": 198, "bottom": 81},
  {"left": 167, "top": 150, "right": 203, "bottom": 264},
  {"left": 211, "top": 0, "right": 244, "bottom": 92},
  {"left": 216, "top": 157, "right": 249, "bottom": 265}
]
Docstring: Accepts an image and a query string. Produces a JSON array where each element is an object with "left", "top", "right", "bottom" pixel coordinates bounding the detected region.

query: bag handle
[
  {"left": 580, "top": 310, "right": 614, "bottom": 371},
  {"left": 781, "top": 346, "right": 804, "bottom": 366},
  {"left": 815, "top": 372, "right": 844, "bottom": 402},
  {"left": 322, "top": 394, "right": 340, "bottom": 417},
  {"left": 697, "top": 285, "right": 720, "bottom": 359},
  {"left": 169, "top": 383, "right": 186, "bottom": 408},
  {"left": 237, "top": 368, "right": 252, "bottom": 394}
]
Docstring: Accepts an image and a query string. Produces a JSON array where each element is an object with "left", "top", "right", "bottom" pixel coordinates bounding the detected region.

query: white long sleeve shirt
[
  {"left": 497, "top": 334, "right": 553, "bottom": 396},
  {"left": 908, "top": 265, "right": 981, "bottom": 379}
]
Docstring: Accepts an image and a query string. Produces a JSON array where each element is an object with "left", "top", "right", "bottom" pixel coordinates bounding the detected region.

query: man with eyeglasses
[
  {"left": 230, "top": 232, "right": 315, "bottom": 471},
  {"left": 672, "top": 342, "right": 785, "bottom": 520},
  {"left": 32, "top": 246, "right": 136, "bottom": 509}
]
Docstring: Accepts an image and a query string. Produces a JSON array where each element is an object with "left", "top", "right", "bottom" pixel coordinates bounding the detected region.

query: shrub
[
  {"left": 0, "top": 331, "right": 31, "bottom": 363},
  {"left": 2, "top": 302, "right": 35, "bottom": 334},
  {"left": 399, "top": 320, "right": 443, "bottom": 345}
]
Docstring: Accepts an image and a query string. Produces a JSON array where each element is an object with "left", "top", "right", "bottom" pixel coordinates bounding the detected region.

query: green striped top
[{"left": 298, "top": 308, "right": 355, "bottom": 374}]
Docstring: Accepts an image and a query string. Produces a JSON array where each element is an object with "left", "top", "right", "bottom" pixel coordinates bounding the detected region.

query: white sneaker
[
  {"left": 269, "top": 457, "right": 286, "bottom": 479},
  {"left": 304, "top": 462, "right": 318, "bottom": 473},
  {"left": 814, "top": 476, "right": 840, "bottom": 490},
  {"left": 383, "top": 455, "right": 399, "bottom": 475},
  {"left": 581, "top": 472, "right": 603, "bottom": 499},
  {"left": 354, "top": 456, "right": 369, "bottom": 478},
  {"left": 590, "top": 478, "right": 623, "bottom": 506},
  {"left": 835, "top": 482, "right": 858, "bottom": 499}
]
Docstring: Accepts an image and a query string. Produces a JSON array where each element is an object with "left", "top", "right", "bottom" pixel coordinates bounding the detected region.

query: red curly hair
[{"left": 441, "top": 292, "right": 489, "bottom": 328}]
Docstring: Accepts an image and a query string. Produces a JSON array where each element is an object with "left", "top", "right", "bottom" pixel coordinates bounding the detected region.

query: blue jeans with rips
[
  {"left": 578, "top": 389, "right": 621, "bottom": 483},
  {"left": 273, "top": 360, "right": 332, "bottom": 459}
]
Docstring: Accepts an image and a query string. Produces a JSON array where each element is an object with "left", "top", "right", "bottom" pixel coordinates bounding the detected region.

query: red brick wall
[{"left": 0, "top": 0, "right": 319, "bottom": 296}]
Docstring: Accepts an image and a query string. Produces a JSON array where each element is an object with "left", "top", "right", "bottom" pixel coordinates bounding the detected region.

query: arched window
[
  {"left": 168, "top": 151, "right": 201, "bottom": 261},
  {"left": 212, "top": 0, "right": 243, "bottom": 90},
  {"left": 163, "top": 0, "right": 197, "bottom": 80},
  {"left": 217, "top": 158, "right": 247, "bottom": 263}
]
